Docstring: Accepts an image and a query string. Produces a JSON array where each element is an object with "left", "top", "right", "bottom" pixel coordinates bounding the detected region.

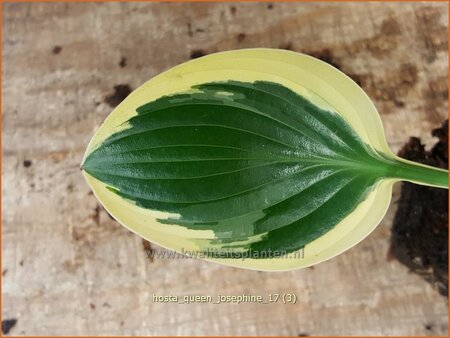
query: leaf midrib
[
  {"left": 85, "top": 147, "right": 387, "bottom": 173},
  {"left": 88, "top": 156, "right": 384, "bottom": 206}
]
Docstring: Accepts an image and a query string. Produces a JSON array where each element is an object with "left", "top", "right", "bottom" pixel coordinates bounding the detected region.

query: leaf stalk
[{"left": 388, "top": 158, "right": 449, "bottom": 189}]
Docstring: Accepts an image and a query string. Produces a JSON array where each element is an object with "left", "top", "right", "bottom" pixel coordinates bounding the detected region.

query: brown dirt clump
[{"left": 390, "top": 120, "right": 448, "bottom": 296}]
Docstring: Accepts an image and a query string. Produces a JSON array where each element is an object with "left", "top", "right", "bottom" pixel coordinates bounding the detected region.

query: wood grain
[{"left": 2, "top": 2, "right": 448, "bottom": 336}]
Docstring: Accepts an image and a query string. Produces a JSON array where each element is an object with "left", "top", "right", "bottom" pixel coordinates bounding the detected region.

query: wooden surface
[{"left": 2, "top": 2, "right": 448, "bottom": 336}]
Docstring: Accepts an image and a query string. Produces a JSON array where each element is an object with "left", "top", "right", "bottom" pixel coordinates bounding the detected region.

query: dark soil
[
  {"left": 2, "top": 319, "right": 17, "bottom": 335},
  {"left": 104, "top": 84, "right": 132, "bottom": 108},
  {"left": 189, "top": 49, "right": 207, "bottom": 59},
  {"left": 52, "top": 46, "right": 62, "bottom": 55},
  {"left": 119, "top": 57, "right": 127, "bottom": 68},
  {"left": 142, "top": 239, "right": 154, "bottom": 262},
  {"left": 390, "top": 120, "right": 448, "bottom": 296}
]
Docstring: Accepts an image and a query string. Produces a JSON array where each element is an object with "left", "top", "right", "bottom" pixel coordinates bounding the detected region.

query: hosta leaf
[{"left": 82, "top": 49, "right": 448, "bottom": 270}]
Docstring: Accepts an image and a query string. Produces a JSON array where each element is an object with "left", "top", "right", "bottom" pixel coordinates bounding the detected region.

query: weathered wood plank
[{"left": 2, "top": 2, "right": 448, "bottom": 336}]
